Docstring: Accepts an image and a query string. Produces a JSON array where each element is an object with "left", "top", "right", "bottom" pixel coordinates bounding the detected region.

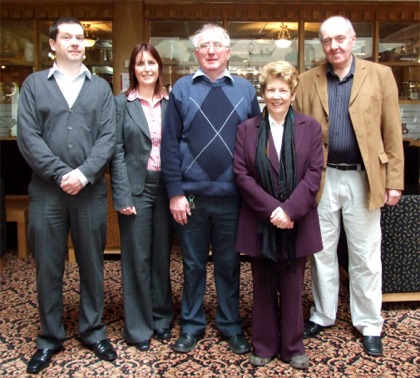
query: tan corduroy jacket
[{"left": 294, "top": 57, "right": 404, "bottom": 211}]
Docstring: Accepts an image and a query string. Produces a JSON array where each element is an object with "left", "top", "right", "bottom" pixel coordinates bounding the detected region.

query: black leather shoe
[
  {"left": 83, "top": 339, "right": 117, "bottom": 361},
  {"left": 363, "top": 336, "right": 383, "bottom": 356},
  {"left": 173, "top": 333, "right": 203, "bottom": 353},
  {"left": 129, "top": 340, "right": 150, "bottom": 352},
  {"left": 154, "top": 328, "right": 172, "bottom": 341},
  {"left": 226, "top": 333, "right": 251, "bottom": 354},
  {"left": 26, "top": 347, "right": 62, "bottom": 374},
  {"left": 303, "top": 321, "right": 325, "bottom": 338},
  {"left": 131, "top": 339, "right": 150, "bottom": 352}
]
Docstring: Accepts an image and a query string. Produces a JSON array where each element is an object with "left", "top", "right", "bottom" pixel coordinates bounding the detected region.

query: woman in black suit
[{"left": 110, "top": 43, "right": 173, "bottom": 351}]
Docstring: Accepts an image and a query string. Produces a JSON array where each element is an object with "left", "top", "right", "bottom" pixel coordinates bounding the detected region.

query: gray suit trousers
[{"left": 28, "top": 175, "right": 108, "bottom": 349}]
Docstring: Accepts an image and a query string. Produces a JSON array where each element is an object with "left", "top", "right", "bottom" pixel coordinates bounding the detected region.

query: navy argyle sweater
[{"left": 162, "top": 72, "right": 260, "bottom": 198}]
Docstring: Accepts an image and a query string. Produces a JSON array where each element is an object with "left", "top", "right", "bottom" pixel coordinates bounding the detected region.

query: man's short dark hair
[{"left": 49, "top": 17, "right": 83, "bottom": 40}]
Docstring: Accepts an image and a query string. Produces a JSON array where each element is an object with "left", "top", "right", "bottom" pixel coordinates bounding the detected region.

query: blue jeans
[{"left": 174, "top": 195, "right": 243, "bottom": 336}]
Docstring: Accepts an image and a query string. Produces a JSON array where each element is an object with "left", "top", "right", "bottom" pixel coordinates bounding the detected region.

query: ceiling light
[
  {"left": 83, "top": 24, "right": 96, "bottom": 48},
  {"left": 275, "top": 23, "right": 292, "bottom": 49}
]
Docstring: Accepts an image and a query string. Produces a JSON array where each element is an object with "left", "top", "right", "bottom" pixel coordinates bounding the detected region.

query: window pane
[
  {"left": 0, "top": 20, "right": 35, "bottom": 137},
  {"left": 379, "top": 23, "right": 420, "bottom": 63},
  {"left": 228, "top": 22, "right": 298, "bottom": 98}
]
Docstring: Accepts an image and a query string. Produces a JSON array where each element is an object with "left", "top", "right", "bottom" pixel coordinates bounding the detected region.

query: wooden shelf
[
  {"left": 380, "top": 61, "right": 420, "bottom": 67},
  {"left": 399, "top": 100, "right": 420, "bottom": 104}
]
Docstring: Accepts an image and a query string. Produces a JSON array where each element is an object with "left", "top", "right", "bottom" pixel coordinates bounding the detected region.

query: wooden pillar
[{"left": 113, "top": 0, "right": 144, "bottom": 95}]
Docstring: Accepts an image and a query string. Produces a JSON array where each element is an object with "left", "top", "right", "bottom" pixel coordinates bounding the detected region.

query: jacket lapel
[
  {"left": 127, "top": 100, "right": 151, "bottom": 139},
  {"left": 349, "top": 58, "right": 367, "bottom": 106},
  {"left": 293, "top": 113, "right": 304, "bottom": 155},
  {"left": 314, "top": 66, "right": 329, "bottom": 117}
]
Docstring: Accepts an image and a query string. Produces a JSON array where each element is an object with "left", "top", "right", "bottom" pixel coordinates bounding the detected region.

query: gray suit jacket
[{"left": 110, "top": 93, "right": 168, "bottom": 210}]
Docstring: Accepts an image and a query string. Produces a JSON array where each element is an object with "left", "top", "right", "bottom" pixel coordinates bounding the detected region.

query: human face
[
  {"left": 135, "top": 51, "right": 159, "bottom": 89},
  {"left": 49, "top": 23, "right": 85, "bottom": 64},
  {"left": 262, "top": 77, "right": 294, "bottom": 124},
  {"left": 320, "top": 18, "right": 355, "bottom": 69},
  {"left": 194, "top": 29, "right": 231, "bottom": 81}
]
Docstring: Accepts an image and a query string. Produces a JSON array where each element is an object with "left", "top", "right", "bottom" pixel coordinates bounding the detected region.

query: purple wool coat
[{"left": 233, "top": 111, "right": 324, "bottom": 258}]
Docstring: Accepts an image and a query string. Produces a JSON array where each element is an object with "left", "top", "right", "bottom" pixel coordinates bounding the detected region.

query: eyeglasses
[{"left": 197, "top": 42, "right": 228, "bottom": 52}]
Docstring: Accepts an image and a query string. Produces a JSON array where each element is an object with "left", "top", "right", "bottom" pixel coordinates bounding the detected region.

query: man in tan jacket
[{"left": 294, "top": 16, "right": 404, "bottom": 357}]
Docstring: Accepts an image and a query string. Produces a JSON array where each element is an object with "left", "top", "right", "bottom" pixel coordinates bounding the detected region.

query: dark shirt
[{"left": 327, "top": 57, "right": 363, "bottom": 165}]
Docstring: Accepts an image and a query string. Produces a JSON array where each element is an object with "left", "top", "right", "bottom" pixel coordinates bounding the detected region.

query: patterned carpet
[{"left": 0, "top": 244, "right": 419, "bottom": 377}]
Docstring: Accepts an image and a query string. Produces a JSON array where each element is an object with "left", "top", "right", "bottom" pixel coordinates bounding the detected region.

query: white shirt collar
[
  {"left": 192, "top": 68, "right": 234, "bottom": 82},
  {"left": 268, "top": 114, "right": 284, "bottom": 129},
  {"left": 48, "top": 62, "right": 91, "bottom": 80}
]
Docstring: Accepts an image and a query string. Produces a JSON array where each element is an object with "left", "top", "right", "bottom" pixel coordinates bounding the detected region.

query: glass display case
[
  {"left": 0, "top": 20, "right": 34, "bottom": 137},
  {"left": 150, "top": 21, "right": 299, "bottom": 98},
  {"left": 228, "top": 22, "right": 298, "bottom": 98},
  {"left": 379, "top": 22, "right": 420, "bottom": 102}
]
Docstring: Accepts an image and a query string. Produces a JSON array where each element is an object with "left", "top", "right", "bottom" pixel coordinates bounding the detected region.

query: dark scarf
[{"left": 255, "top": 106, "right": 297, "bottom": 263}]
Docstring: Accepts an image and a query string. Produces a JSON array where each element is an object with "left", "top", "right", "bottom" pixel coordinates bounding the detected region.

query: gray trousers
[
  {"left": 118, "top": 171, "right": 173, "bottom": 343},
  {"left": 28, "top": 175, "right": 108, "bottom": 349}
]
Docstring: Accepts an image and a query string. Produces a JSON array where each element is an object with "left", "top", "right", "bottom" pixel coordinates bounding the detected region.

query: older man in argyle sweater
[{"left": 161, "top": 24, "right": 260, "bottom": 354}]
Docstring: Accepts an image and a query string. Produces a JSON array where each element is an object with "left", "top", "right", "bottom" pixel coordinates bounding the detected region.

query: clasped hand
[
  {"left": 60, "top": 171, "right": 83, "bottom": 196},
  {"left": 270, "top": 206, "right": 294, "bottom": 229}
]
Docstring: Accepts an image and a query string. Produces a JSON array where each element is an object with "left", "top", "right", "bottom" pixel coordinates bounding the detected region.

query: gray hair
[{"left": 190, "top": 23, "right": 230, "bottom": 48}]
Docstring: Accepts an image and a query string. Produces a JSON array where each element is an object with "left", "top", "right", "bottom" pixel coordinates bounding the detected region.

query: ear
[
  {"left": 350, "top": 33, "right": 356, "bottom": 48},
  {"left": 49, "top": 38, "right": 56, "bottom": 51},
  {"left": 226, "top": 47, "right": 232, "bottom": 60}
]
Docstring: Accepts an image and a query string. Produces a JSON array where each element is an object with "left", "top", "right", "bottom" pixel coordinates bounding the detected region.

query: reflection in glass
[
  {"left": 0, "top": 20, "right": 34, "bottom": 63},
  {"left": 0, "top": 21, "right": 35, "bottom": 137},
  {"left": 228, "top": 22, "right": 298, "bottom": 98},
  {"left": 379, "top": 23, "right": 420, "bottom": 63}
]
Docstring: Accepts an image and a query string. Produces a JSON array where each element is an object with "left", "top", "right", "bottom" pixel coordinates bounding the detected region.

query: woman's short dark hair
[
  {"left": 49, "top": 17, "right": 83, "bottom": 40},
  {"left": 126, "top": 43, "right": 164, "bottom": 98}
]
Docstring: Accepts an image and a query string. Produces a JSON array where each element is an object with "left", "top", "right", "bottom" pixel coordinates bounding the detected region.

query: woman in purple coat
[{"left": 233, "top": 61, "right": 323, "bottom": 370}]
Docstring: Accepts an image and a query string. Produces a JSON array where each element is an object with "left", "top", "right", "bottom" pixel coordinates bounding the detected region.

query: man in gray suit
[{"left": 17, "top": 17, "right": 117, "bottom": 374}]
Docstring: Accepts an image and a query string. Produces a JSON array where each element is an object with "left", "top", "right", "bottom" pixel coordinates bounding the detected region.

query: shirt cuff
[{"left": 74, "top": 168, "right": 89, "bottom": 187}]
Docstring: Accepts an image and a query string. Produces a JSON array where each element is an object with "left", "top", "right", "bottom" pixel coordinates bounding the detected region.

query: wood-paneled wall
[
  {"left": 144, "top": 2, "right": 419, "bottom": 22},
  {"left": 1, "top": 0, "right": 419, "bottom": 92}
]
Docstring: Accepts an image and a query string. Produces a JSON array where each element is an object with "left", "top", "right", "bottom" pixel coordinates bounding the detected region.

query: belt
[{"left": 327, "top": 163, "right": 364, "bottom": 171}]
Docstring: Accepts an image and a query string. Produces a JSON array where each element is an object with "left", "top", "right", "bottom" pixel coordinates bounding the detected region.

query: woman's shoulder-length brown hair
[{"left": 126, "top": 43, "right": 164, "bottom": 98}]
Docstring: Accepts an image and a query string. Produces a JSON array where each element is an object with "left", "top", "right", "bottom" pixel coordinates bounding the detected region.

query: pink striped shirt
[{"left": 127, "top": 89, "right": 168, "bottom": 171}]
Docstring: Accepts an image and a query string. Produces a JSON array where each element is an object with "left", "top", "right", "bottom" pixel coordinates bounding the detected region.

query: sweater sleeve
[
  {"left": 17, "top": 74, "right": 72, "bottom": 185},
  {"left": 161, "top": 91, "right": 185, "bottom": 198}
]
